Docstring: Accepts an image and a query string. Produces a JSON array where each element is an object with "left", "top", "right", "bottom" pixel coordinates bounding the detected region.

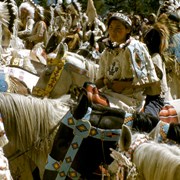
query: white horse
[
  {"left": 32, "top": 43, "right": 99, "bottom": 98},
  {"left": 0, "top": 92, "right": 73, "bottom": 180},
  {"left": 109, "top": 125, "right": 180, "bottom": 180}
]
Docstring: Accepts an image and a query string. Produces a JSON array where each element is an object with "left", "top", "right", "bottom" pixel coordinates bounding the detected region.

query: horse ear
[
  {"left": 119, "top": 125, "right": 132, "bottom": 151},
  {"left": 55, "top": 42, "right": 66, "bottom": 60}
]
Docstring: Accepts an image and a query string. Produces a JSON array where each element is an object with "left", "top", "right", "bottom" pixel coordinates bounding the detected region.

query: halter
[
  {"left": 124, "top": 134, "right": 150, "bottom": 161},
  {"left": 45, "top": 108, "right": 121, "bottom": 179},
  {"left": 32, "top": 57, "right": 90, "bottom": 98},
  {"left": 32, "top": 58, "right": 66, "bottom": 97}
]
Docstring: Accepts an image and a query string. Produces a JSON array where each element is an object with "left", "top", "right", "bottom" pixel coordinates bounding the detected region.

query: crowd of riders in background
[{"left": 3, "top": 0, "right": 180, "bottom": 118}]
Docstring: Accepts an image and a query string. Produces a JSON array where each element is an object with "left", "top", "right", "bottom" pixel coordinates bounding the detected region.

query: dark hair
[
  {"left": 132, "top": 111, "right": 159, "bottom": 133},
  {"left": 143, "top": 28, "right": 161, "bottom": 55}
]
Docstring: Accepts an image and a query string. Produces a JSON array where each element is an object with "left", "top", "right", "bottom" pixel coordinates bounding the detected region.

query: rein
[{"left": 45, "top": 109, "right": 121, "bottom": 179}]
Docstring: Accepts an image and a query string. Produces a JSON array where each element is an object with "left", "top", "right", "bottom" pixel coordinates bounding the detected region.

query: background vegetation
[{"left": 15, "top": 0, "right": 160, "bottom": 17}]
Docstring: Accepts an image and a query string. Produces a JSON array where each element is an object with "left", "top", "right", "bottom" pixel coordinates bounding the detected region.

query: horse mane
[
  {"left": 135, "top": 140, "right": 180, "bottom": 179},
  {"left": 118, "top": 125, "right": 180, "bottom": 180},
  {"left": 0, "top": 93, "right": 71, "bottom": 147},
  {"left": 0, "top": 93, "right": 71, "bottom": 169}
]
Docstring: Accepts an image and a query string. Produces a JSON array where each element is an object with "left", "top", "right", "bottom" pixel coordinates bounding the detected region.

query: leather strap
[
  {"left": 32, "top": 60, "right": 65, "bottom": 97},
  {"left": 64, "top": 63, "right": 89, "bottom": 77}
]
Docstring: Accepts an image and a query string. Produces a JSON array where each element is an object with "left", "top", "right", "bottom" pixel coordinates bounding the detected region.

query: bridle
[
  {"left": 45, "top": 108, "right": 121, "bottom": 179},
  {"left": 32, "top": 57, "right": 90, "bottom": 98},
  {"left": 32, "top": 58, "right": 66, "bottom": 97}
]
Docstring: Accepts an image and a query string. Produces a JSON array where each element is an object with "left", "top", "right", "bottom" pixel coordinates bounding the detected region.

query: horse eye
[{"left": 45, "top": 66, "right": 53, "bottom": 75}]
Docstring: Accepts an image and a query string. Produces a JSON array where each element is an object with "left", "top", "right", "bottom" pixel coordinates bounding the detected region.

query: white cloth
[
  {"left": 97, "top": 38, "right": 159, "bottom": 112},
  {"left": 144, "top": 53, "right": 173, "bottom": 101}
]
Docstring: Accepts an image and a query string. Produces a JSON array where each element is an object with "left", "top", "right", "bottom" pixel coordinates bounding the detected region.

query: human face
[
  {"left": 20, "top": 8, "right": 29, "bottom": 19},
  {"left": 108, "top": 20, "right": 131, "bottom": 44}
]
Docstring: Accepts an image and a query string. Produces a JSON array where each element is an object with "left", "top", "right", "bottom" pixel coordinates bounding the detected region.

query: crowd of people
[{"left": 2, "top": 0, "right": 180, "bottom": 121}]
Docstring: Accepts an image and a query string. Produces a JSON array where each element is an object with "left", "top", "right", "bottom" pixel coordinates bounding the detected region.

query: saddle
[{"left": 73, "top": 82, "right": 126, "bottom": 122}]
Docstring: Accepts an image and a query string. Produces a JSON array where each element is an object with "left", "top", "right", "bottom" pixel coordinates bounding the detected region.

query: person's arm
[
  {"left": 111, "top": 80, "right": 132, "bottom": 93},
  {"left": 95, "top": 78, "right": 105, "bottom": 89},
  {"left": 104, "top": 79, "right": 132, "bottom": 93},
  {"left": 27, "top": 21, "right": 46, "bottom": 42},
  {"left": 18, "top": 18, "right": 35, "bottom": 37},
  {"left": 95, "top": 78, "right": 132, "bottom": 93},
  {"left": 103, "top": 78, "right": 159, "bottom": 93}
]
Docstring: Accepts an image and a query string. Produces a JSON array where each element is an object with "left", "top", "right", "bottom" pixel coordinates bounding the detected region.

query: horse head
[
  {"left": 109, "top": 124, "right": 180, "bottom": 180},
  {"left": 32, "top": 43, "right": 98, "bottom": 99}
]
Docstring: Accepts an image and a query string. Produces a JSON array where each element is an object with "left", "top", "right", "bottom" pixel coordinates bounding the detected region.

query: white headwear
[
  {"left": 19, "top": 2, "right": 35, "bottom": 18},
  {"left": 86, "top": 0, "right": 98, "bottom": 25},
  {"left": 110, "top": 12, "right": 132, "bottom": 27}
]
